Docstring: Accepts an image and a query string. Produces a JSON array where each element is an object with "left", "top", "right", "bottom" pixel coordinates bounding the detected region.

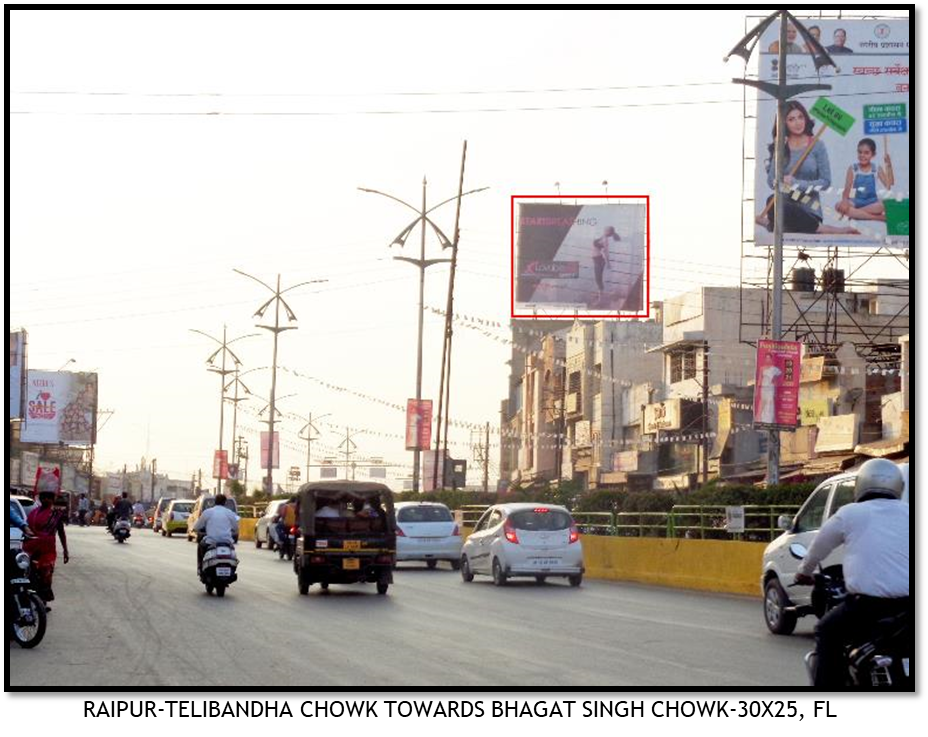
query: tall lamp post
[
  {"left": 235, "top": 270, "right": 326, "bottom": 497},
  {"left": 725, "top": 9, "right": 837, "bottom": 486},
  {"left": 190, "top": 326, "right": 258, "bottom": 493},
  {"left": 359, "top": 177, "right": 486, "bottom": 492},
  {"left": 299, "top": 411, "right": 331, "bottom": 485}
]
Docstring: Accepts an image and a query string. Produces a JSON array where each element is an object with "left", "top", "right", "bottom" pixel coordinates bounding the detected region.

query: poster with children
[{"left": 754, "top": 18, "right": 909, "bottom": 247}]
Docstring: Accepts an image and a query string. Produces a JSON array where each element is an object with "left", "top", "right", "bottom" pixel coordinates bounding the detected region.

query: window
[
  {"left": 509, "top": 509, "right": 572, "bottom": 531},
  {"left": 487, "top": 510, "right": 504, "bottom": 529},
  {"left": 793, "top": 484, "right": 831, "bottom": 533},
  {"left": 592, "top": 363, "right": 602, "bottom": 396},
  {"left": 828, "top": 479, "right": 857, "bottom": 518},
  {"left": 473, "top": 510, "right": 492, "bottom": 532},
  {"left": 398, "top": 505, "right": 453, "bottom": 523},
  {"left": 568, "top": 371, "right": 581, "bottom": 395},
  {"left": 669, "top": 347, "right": 698, "bottom": 384}
]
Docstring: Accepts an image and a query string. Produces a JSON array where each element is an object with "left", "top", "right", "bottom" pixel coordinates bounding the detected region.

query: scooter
[
  {"left": 113, "top": 517, "right": 132, "bottom": 543},
  {"left": 789, "top": 543, "right": 912, "bottom": 688},
  {"left": 199, "top": 537, "right": 239, "bottom": 597},
  {"left": 278, "top": 525, "right": 297, "bottom": 561},
  {"left": 8, "top": 528, "right": 47, "bottom": 648},
  {"left": 132, "top": 513, "right": 146, "bottom": 529}
]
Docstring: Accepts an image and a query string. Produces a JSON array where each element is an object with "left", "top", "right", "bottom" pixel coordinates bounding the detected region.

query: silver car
[
  {"left": 255, "top": 499, "right": 289, "bottom": 550},
  {"left": 395, "top": 502, "right": 462, "bottom": 569},
  {"left": 461, "top": 503, "right": 584, "bottom": 586},
  {"left": 761, "top": 462, "right": 909, "bottom": 635}
]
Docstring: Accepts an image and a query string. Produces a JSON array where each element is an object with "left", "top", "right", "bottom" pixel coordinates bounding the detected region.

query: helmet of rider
[{"left": 854, "top": 458, "right": 904, "bottom": 502}]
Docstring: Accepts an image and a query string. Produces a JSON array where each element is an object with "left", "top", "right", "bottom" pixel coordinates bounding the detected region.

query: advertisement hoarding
[
  {"left": 514, "top": 200, "right": 647, "bottom": 315},
  {"left": 9, "top": 330, "right": 26, "bottom": 419},
  {"left": 754, "top": 19, "right": 909, "bottom": 248},
  {"left": 213, "top": 450, "right": 229, "bottom": 480},
  {"left": 260, "top": 432, "right": 280, "bottom": 470},
  {"left": 21, "top": 371, "right": 98, "bottom": 445},
  {"left": 753, "top": 340, "right": 802, "bottom": 428},
  {"left": 405, "top": 399, "right": 433, "bottom": 451},
  {"left": 644, "top": 399, "right": 683, "bottom": 434}
]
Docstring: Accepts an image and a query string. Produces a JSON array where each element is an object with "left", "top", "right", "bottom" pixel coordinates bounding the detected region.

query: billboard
[
  {"left": 514, "top": 200, "right": 647, "bottom": 314},
  {"left": 644, "top": 399, "right": 683, "bottom": 434},
  {"left": 405, "top": 399, "right": 433, "bottom": 451},
  {"left": 9, "top": 330, "right": 26, "bottom": 419},
  {"left": 753, "top": 340, "right": 801, "bottom": 428},
  {"left": 21, "top": 371, "right": 98, "bottom": 445},
  {"left": 754, "top": 18, "right": 909, "bottom": 247},
  {"left": 213, "top": 450, "right": 229, "bottom": 480},
  {"left": 260, "top": 432, "right": 280, "bottom": 470}
]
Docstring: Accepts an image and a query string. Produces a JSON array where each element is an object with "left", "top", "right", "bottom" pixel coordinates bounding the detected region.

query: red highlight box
[{"left": 511, "top": 194, "right": 650, "bottom": 320}]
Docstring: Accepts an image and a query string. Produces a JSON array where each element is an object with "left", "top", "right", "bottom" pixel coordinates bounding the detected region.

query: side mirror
[
  {"left": 789, "top": 542, "right": 808, "bottom": 560},
  {"left": 777, "top": 514, "right": 793, "bottom": 531}
]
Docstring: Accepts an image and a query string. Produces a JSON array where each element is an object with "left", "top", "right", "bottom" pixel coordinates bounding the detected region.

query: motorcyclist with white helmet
[{"left": 794, "top": 458, "right": 909, "bottom": 687}]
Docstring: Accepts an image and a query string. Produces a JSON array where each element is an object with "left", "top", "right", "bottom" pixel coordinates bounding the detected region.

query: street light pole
[
  {"left": 299, "top": 411, "right": 330, "bottom": 484},
  {"left": 235, "top": 270, "right": 326, "bottom": 496},
  {"left": 359, "top": 174, "right": 487, "bottom": 492},
  {"left": 725, "top": 9, "right": 837, "bottom": 487}
]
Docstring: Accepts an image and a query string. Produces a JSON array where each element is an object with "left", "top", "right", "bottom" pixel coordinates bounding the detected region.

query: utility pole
[
  {"left": 702, "top": 340, "right": 709, "bottom": 486},
  {"left": 339, "top": 427, "right": 363, "bottom": 480},
  {"left": 483, "top": 421, "right": 490, "bottom": 493},
  {"left": 235, "top": 270, "right": 326, "bottom": 497},
  {"left": 190, "top": 325, "right": 257, "bottom": 493},
  {"left": 151, "top": 458, "right": 157, "bottom": 503},
  {"left": 726, "top": 10, "right": 837, "bottom": 486},
  {"left": 359, "top": 167, "right": 487, "bottom": 492},
  {"left": 224, "top": 368, "right": 252, "bottom": 466}
]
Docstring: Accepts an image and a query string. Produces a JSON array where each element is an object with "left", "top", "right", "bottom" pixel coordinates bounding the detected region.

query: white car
[
  {"left": 461, "top": 503, "right": 584, "bottom": 586},
  {"left": 255, "top": 499, "right": 289, "bottom": 550},
  {"left": 395, "top": 502, "right": 462, "bottom": 569},
  {"left": 761, "top": 462, "right": 909, "bottom": 635}
]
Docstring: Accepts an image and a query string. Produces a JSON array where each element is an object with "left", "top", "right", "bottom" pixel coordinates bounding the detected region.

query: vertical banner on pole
[
  {"left": 260, "top": 432, "right": 280, "bottom": 469},
  {"left": 753, "top": 339, "right": 802, "bottom": 428},
  {"left": 405, "top": 399, "right": 433, "bottom": 451}
]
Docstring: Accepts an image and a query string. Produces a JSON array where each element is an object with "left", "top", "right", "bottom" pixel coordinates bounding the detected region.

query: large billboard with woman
[{"left": 754, "top": 18, "right": 909, "bottom": 248}]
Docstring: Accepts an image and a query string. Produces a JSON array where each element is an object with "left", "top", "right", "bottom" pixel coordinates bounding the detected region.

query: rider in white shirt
[{"left": 193, "top": 494, "right": 240, "bottom": 572}]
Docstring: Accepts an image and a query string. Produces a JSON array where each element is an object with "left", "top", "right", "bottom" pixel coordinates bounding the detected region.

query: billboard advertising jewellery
[
  {"left": 754, "top": 18, "right": 909, "bottom": 248},
  {"left": 20, "top": 370, "right": 98, "bottom": 445},
  {"left": 516, "top": 202, "right": 646, "bottom": 313}
]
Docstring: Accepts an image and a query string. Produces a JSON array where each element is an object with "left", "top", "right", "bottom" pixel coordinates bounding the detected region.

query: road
[{"left": 10, "top": 526, "right": 814, "bottom": 688}]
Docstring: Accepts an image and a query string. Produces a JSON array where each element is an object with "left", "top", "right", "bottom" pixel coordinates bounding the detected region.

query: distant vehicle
[
  {"left": 761, "top": 462, "right": 909, "bottom": 635},
  {"left": 460, "top": 503, "right": 584, "bottom": 587},
  {"left": 152, "top": 497, "right": 175, "bottom": 533},
  {"left": 255, "top": 499, "right": 290, "bottom": 550},
  {"left": 186, "top": 494, "right": 239, "bottom": 542},
  {"left": 394, "top": 502, "right": 462, "bottom": 570},
  {"left": 11, "top": 495, "right": 35, "bottom": 522},
  {"left": 162, "top": 499, "right": 195, "bottom": 537}
]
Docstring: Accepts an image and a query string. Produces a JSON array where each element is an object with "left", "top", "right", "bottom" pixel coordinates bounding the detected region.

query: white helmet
[{"left": 854, "top": 458, "right": 904, "bottom": 502}]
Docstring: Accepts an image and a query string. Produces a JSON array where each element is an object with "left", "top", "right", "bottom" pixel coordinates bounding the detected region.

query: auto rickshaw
[{"left": 293, "top": 481, "right": 396, "bottom": 596}]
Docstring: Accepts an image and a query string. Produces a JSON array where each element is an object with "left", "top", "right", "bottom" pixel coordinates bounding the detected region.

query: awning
[
  {"left": 854, "top": 436, "right": 909, "bottom": 458},
  {"left": 801, "top": 453, "right": 858, "bottom": 475}
]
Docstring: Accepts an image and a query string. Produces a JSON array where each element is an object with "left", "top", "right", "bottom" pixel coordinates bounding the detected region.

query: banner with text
[
  {"left": 21, "top": 370, "right": 98, "bottom": 445},
  {"left": 753, "top": 340, "right": 802, "bottom": 428}
]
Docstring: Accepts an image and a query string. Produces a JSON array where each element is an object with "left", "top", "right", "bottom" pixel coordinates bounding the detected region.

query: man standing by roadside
[{"left": 77, "top": 493, "right": 90, "bottom": 526}]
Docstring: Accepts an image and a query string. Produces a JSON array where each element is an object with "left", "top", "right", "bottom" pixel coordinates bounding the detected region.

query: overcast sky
[{"left": 9, "top": 8, "right": 909, "bottom": 488}]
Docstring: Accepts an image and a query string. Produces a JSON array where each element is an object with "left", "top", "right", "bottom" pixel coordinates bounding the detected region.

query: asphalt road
[{"left": 10, "top": 526, "right": 814, "bottom": 688}]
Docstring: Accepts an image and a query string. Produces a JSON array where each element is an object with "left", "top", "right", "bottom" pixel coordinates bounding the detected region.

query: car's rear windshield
[
  {"left": 173, "top": 502, "right": 194, "bottom": 513},
  {"left": 398, "top": 506, "right": 452, "bottom": 523},
  {"left": 204, "top": 498, "right": 237, "bottom": 511},
  {"left": 508, "top": 509, "right": 572, "bottom": 531}
]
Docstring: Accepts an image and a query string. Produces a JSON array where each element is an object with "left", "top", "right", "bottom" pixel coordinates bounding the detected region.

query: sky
[{"left": 8, "top": 8, "right": 910, "bottom": 490}]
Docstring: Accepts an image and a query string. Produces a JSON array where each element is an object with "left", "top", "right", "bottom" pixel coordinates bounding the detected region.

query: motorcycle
[
  {"left": 278, "top": 525, "right": 297, "bottom": 561},
  {"left": 132, "top": 513, "right": 146, "bottom": 529},
  {"left": 8, "top": 528, "right": 48, "bottom": 648},
  {"left": 789, "top": 543, "right": 912, "bottom": 688},
  {"left": 199, "top": 538, "right": 239, "bottom": 597},
  {"left": 113, "top": 517, "right": 132, "bottom": 543}
]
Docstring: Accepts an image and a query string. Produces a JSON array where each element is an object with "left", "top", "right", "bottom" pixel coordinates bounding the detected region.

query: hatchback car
[
  {"left": 255, "top": 499, "right": 289, "bottom": 550},
  {"left": 461, "top": 503, "right": 584, "bottom": 586},
  {"left": 162, "top": 499, "right": 195, "bottom": 537},
  {"left": 152, "top": 496, "right": 175, "bottom": 533},
  {"left": 761, "top": 462, "right": 909, "bottom": 635},
  {"left": 395, "top": 502, "right": 462, "bottom": 569},
  {"left": 186, "top": 494, "right": 239, "bottom": 542}
]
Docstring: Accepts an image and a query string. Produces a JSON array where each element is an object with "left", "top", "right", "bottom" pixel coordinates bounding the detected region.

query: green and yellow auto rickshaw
[{"left": 294, "top": 481, "right": 397, "bottom": 595}]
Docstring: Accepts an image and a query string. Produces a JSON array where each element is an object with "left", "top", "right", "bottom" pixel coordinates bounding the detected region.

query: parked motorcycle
[
  {"left": 8, "top": 529, "right": 48, "bottom": 648},
  {"left": 199, "top": 540, "right": 239, "bottom": 597},
  {"left": 113, "top": 517, "right": 132, "bottom": 543},
  {"left": 789, "top": 543, "right": 912, "bottom": 688}
]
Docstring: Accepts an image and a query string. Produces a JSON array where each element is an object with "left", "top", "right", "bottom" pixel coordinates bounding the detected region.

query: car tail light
[
  {"left": 504, "top": 520, "right": 519, "bottom": 544},
  {"left": 396, "top": 527, "right": 406, "bottom": 537},
  {"left": 375, "top": 554, "right": 393, "bottom": 564},
  {"left": 569, "top": 524, "right": 580, "bottom": 544},
  {"left": 310, "top": 555, "right": 326, "bottom": 564},
  {"left": 451, "top": 524, "right": 460, "bottom": 536},
  {"left": 289, "top": 526, "right": 298, "bottom": 535},
  {"left": 533, "top": 507, "right": 549, "bottom": 513}
]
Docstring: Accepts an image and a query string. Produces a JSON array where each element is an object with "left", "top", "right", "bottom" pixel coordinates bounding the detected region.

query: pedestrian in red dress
[{"left": 24, "top": 491, "right": 70, "bottom": 609}]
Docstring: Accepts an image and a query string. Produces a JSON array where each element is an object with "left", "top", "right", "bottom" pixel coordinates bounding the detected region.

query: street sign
[
  {"left": 725, "top": 506, "right": 746, "bottom": 534},
  {"left": 810, "top": 97, "right": 855, "bottom": 136},
  {"left": 863, "top": 103, "right": 907, "bottom": 135}
]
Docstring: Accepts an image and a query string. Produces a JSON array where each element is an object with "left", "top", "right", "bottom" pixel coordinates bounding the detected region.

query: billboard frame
[{"left": 510, "top": 195, "right": 651, "bottom": 320}]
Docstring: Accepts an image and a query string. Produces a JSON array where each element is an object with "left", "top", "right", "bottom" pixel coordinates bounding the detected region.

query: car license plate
[
  {"left": 344, "top": 540, "right": 361, "bottom": 551},
  {"left": 530, "top": 558, "right": 561, "bottom": 567},
  {"left": 343, "top": 557, "right": 360, "bottom": 570},
  {"left": 903, "top": 658, "right": 910, "bottom": 677},
  {"left": 216, "top": 567, "right": 232, "bottom": 577}
]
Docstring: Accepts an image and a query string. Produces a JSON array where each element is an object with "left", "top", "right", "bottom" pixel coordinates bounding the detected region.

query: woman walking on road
[{"left": 24, "top": 491, "right": 70, "bottom": 609}]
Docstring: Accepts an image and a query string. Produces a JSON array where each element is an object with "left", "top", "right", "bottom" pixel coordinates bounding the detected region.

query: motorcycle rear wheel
[
  {"left": 12, "top": 592, "right": 48, "bottom": 648},
  {"left": 215, "top": 585, "right": 226, "bottom": 598}
]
